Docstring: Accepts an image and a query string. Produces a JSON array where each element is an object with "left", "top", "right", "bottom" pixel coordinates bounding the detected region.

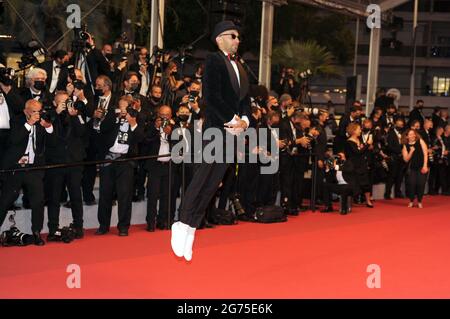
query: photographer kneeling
[{"left": 321, "top": 152, "right": 357, "bottom": 215}]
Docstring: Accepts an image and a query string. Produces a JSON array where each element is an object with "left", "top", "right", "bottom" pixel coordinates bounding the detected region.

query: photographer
[
  {"left": 279, "top": 111, "right": 313, "bottom": 214},
  {"left": 384, "top": 117, "right": 406, "bottom": 199},
  {"left": 82, "top": 75, "right": 118, "bottom": 205},
  {"left": 144, "top": 105, "right": 176, "bottom": 231},
  {"left": 65, "top": 66, "right": 93, "bottom": 118},
  {"left": 278, "top": 94, "right": 294, "bottom": 119},
  {"left": 334, "top": 103, "right": 363, "bottom": 153},
  {"left": 174, "top": 80, "right": 203, "bottom": 119},
  {"left": 321, "top": 152, "right": 357, "bottom": 214},
  {"left": 429, "top": 126, "right": 448, "bottom": 195},
  {"left": 120, "top": 71, "right": 150, "bottom": 111},
  {"left": 129, "top": 47, "right": 152, "bottom": 97},
  {"left": 161, "top": 61, "right": 184, "bottom": 107},
  {"left": 95, "top": 95, "right": 144, "bottom": 236},
  {"left": 276, "top": 67, "right": 298, "bottom": 98},
  {"left": 0, "top": 99, "right": 54, "bottom": 246},
  {"left": 44, "top": 92, "right": 86, "bottom": 241},
  {"left": 381, "top": 104, "right": 399, "bottom": 129},
  {"left": 312, "top": 109, "right": 330, "bottom": 204},
  {"left": 39, "top": 50, "right": 70, "bottom": 94},
  {"left": 148, "top": 84, "right": 163, "bottom": 113}
]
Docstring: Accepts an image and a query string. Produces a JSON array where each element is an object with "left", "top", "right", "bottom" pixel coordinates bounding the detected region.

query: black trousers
[
  {"left": 46, "top": 166, "right": 84, "bottom": 233},
  {"left": 179, "top": 161, "right": 229, "bottom": 228},
  {"left": 238, "top": 162, "right": 259, "bottom": 214},
  {"left": 257, "top": 167, "right": 276, "bottom": 206},
  {"left": 0, "top": 129, "right": 9, "bottom": 196},
  {"left": 82, "top": 146, "right": 97, "bottom": 202},
  {"left": 97, "top": 161, "right": 134, "bottom": 231},
  {"left": 0, "top": 170, "right": 45, "bottom": 232},
  {"left": 280, "top": 155, "right": 307, "bottom": 208},
  {"left": 323, "top": 182, "right": 353, "bottom": 209},
  {"left": 146, "top": 161, "right": 173, "bottom": 227},
  {"left": 218, "top": 165, "right": 236, "bottom": 210},
  {"left": 385, "top": 157, "right": 405, "bottom": 197},
  {"left": 134, "top": 159, "right": 148, "bottom": 198},
  {"left": 405, "top": 169, "right": 428, "bottom": 202},
  {"left": 171, "top": 162, "right": 195, "bottom": 216}
]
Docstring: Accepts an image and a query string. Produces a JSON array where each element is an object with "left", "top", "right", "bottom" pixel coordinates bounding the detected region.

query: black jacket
[
  {"left": 45, "top": 111, "right": 86, "bottom": 164},
  {"left": 1, "top": 114, "right": 54, "bottom": 169},
  {"left": 202, "top": 51, "right": 251, "bottom": 131},
  {"left": 386, "top": 128, "right": 403, "bottom": 157},
  {"left": 39, "top": 60, "right": 68, "bottom": 93},
  {"left": 3, "top": 86, "right": 25, "bottom": 116}
]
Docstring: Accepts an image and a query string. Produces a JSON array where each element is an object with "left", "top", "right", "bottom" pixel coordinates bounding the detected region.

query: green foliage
[{"left": 272, "top": 39, "right": 342, "bottom": 79}]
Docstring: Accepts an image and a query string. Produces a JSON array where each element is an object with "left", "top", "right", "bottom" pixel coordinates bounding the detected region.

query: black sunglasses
[{"left": 221, "top": 33, "right": 241, "bottom": 41}]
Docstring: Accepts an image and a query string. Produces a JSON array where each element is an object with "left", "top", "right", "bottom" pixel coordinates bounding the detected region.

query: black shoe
[
  {"left": 84, "top": 200, "right": 97, "bottom": 206},
  {"left": 237, "top": 214, "right": 253, "bottom": 221},
  {"left": 395, "top": 193, "right": 404, "bottom": 199},
  {"left": 321, "top": 206, "right": 334, "bottom": 213},
  {"left": 33, "top": 232, "right": 45, "bottom": 246},
  {"left": 70, "top": 224, "right": 84, "bottom": 239},
  {"left": 298, "top": 206, "right": 308, "bottom": 212},
  {"left": 156, "top": 222, "right": 168, "bottom": 230},
  {"left": 286, "top": 208, "right": 299, "bottom": 216},
  {"left": 340, "top": 209, "right": 348, "bottom": 215},
  {"left": 146, "top": 224, "right": 155, "bottom": 232},
  {"left": 95, "top": 227, "right": 109, "bottom": 235},
  {"left": 47, "top": 232, "right": 60, "bottom": 242},
  {"left": 384, "top": 194, "right": 392, "bottom": 200},
  {"left": 118, "top": 229, "right": 128, "bottom": 236},
  {"left": 204, "top": 221, "right": 215, "bottom": 228},
  {"left": 366, "top": 203, "right": 374, "bottom": 208},
  {"left": 63, "top": 201, "right": 71, "bottom": 208}
]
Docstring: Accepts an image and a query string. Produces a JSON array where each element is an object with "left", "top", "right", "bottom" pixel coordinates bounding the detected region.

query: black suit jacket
[
  {"left": 144, "top": 123, "right": 176, "bottom": 170},
  {"left": 39, "top": 60, "right": 68, "bottom": 93},
  {"left": 386, "top": 128, "right": 403, "bottom": 157},
  {"left": 19, "top": 87, "right": 52, "bottom": 109},
  {"left": 45, "top": 111, "right": 87, "bottom": 164},
  {"left": 4, "top": 86, "right": 25, "bottom": 115},
  {"left": 1, "top": 114, "right": 54, "bottom": 169},
  {"left": 96, "top": 111, "right": 145, "bottom": 160},
  {"left": 202, "top": 51, "right": 251, "bottom": 131},
  {"left": 408, "top": 108, "right": 425, "bottom": 127}
]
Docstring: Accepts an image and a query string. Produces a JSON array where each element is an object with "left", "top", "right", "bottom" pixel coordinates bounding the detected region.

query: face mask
[
  {"left": 363, "top": 128, "right": 371, "bottom": 133},
  {"left": 130, "top": 83, "right": 139, "bottom": 91},
  {"left": 94, "top": 89, "right": 104, "bottom": 97},
  {"left": 189, "top": 90, "right": 199, "bottom": 97},
  {"left": 152, "top": 96, "right": 161, "bottom": 102},
  {"left": 105, "top": 53, "right": 113, "bottom": 60},
  {"left": 271, "top": 122, "right": 280, "bottom": 127},
  {"left": 395, "top": 126, "right": 403, "bottom": 131},
  {"left": 178, "top": 115, "right": 190, "bottom": 122},
  {"left": 34, "top": 80, "right": 46, "bottom": 91}
]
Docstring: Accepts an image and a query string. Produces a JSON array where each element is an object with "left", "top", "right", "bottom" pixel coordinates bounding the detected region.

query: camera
[
  {"left": 188, "top": 92, "right": 198, "bottom": 103},
  {"left": 40, "top": 109, "right": 55, "bottom": 123},
  {"left": 17, "top": 41, "right": 46, "bottom": 69},
  {"left": 67, "top": 64, "right": 77, "bottom": 82},
  {"left": 126, "top": 106, "right": 138, "bottom": 118},
  {"left": 0, "top": 227, "right": 34, "bottom": 247},
  {"left": 49, "top": 227, "right": 75, "bottom": 244},
  {"left": 72, "top": 24, "right": 92, "bottom": 53},
  {"left": 65, "top": 98, "right": 85, "bottom": 112},
  {"left": 0, "top": 66, "right": 15, "bottom": 85}
]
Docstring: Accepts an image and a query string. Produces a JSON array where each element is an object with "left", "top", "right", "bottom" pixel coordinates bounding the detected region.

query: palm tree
[{"left": 272, "top": 39, "right": 342, "bottom": 80}]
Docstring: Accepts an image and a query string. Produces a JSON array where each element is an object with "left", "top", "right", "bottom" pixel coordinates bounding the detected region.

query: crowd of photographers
[{"left": 0, "top": 39, "right": 449, "bottom": 246}]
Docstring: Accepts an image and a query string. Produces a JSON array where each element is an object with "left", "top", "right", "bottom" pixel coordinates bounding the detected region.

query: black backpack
[
  {"left": 208, "top": 207, "right": 237, "bottom": 225},
  {"left": 254, "top": 205, "right": 287, "bottom": 223}
]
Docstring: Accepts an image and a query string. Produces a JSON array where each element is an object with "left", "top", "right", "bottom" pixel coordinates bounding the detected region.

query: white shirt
[
  {"left": 23, "top": 123, "right": 53, "bottom": 164},
  {"left": 49, "top": 61, "right": 61, "bottom": 93},
  {"left": 158, "top": 127, "right": 170, "bottom": 162},
  {"left": 30, "top": 88, "right": 42, "bottom": 101},
  {"left": 0, "top": 93, "right": 10, "bottom": 129},
  {"left": 109, "top": 121, "right": 137, "bottom": 154},
  {"left": 222, "top": 50, "right": 240, "bottom": 87},
  {"left": 336, "top": 170, "right": 347, "bottom": 185},
  {"left": 139, "top": 62, "right": 150, "bottom": 96}
]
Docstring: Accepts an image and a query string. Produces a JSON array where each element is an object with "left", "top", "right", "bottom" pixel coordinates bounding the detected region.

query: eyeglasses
[{"left": 220, "top": 34, "right": 241, "bottom": 41}]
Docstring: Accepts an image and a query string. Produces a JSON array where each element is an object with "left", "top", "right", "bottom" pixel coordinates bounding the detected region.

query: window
[{"left": 432, "top": 76, "right": 450, "bottom": 96}]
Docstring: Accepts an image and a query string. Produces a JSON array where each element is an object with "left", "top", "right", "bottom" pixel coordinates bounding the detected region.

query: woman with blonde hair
[{"left": 401, "top": 128, "right": 429, "bottom": 208}]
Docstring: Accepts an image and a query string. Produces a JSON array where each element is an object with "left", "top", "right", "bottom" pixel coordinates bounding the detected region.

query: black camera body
[
  {"left": 0, "top": 67, "right": 15, "bottom": 85},
  {"left": 50, "top": 227, "right": 75, "bottom": 244},
  {"left": 66, "top": 98, "right": 85, "bottom": 113},
  {"left": 126, "top": 106, "right": 138, "bottom": 118},
  {"left": 40, "top": 109, "right": 55, "bottom": 123},
  {"left": 0, "top": 227, "right": 34, "bottom": 247}
]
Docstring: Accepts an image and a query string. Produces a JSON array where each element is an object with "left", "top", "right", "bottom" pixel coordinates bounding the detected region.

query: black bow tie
[
  {"left": 227, "top": 54, "right": 238, "bottom": 62},
  {"left": 54, "top": 65, "right": 60, "bottom": 69},
  {"left": 32, "top": 93, "right": 41, "bottom": 98}
]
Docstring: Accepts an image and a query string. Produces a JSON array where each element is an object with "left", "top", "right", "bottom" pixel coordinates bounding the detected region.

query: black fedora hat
[{"left": 210, "top": 20, "right": 240, "bottom": 42}]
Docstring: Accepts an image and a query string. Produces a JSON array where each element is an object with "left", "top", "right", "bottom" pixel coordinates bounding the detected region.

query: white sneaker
[
  {"left": 183, "top": 226, "right": 197, "bottom": 261},
  {"left": 171, "top": 222, "right": 188, "bottom": 257}
]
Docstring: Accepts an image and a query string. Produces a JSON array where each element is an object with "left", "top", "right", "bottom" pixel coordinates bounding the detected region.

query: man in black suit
[
  {"left": 384, "top": 117, "right": 406, "bottom": 199},
  {"left": 20, "top": 68, "right": 52, "bottom": 110},
  {"left": 129, "top": 47, "right": 152, "bottom": 97},
  {"left": 39, "top": 50, "right": 70, "bottom": 94},
  {"left": 44, "top": 92, "right": 86, "bottom": 241},
  {"left": 171, "top": 21, "right": 251, "bottom": 261},
  {"left": 94, "top": 96, "right": 144, "bottom": 236},
  {"left": 82, "top": 75, "right": 118, "bottom": 205},
  {"left": 408, "top": 99, "right": 426, "bottom": 128},
  {"left": 144, "top": 105, "right": 176, "bottom": 231},
  {"left": 334, "top": 103, "right": 362, "bottom": 153},
  {"left": 0, "top": 99, "right": 54, "bottom": 245}
]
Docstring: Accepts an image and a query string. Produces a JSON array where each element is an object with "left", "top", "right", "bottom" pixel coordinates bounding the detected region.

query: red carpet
[{"left": 1, "top": 197, "right": 450, "bottom": 299}]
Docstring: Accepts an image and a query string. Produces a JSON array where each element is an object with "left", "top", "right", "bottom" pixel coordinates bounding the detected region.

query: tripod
[
  {"left": 73, "top": 50, "right": 95, "bottom": 96},
  {"left": 299, "top": 78, "right": 313, "bottom": 108}
]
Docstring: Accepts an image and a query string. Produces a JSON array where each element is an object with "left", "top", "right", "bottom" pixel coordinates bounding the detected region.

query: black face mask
[
  {"left": 152, "top": 96, "right": 161, "bottom": 102},
  {"left": 178, "top": 115, "right": 190, "bottom": 122},
  {"left": 395, "top": 126, "right": 403, "bottom": 132},
  {"left": 34, "top": 80, "right": 46, "bottom": 91},
  {"left": 271, "top": 104, "right": 280, "bottom": 111},
  {"left": 271, "top": 122, "right": 280, "bottom": 128},
  {"left": 94, "top": 89, "right": 104, "bottom": 97},
  {"left": 105, "top": 53, "right": 113, "bottom": 60},
  {"left": 130, "top": 83, "right": 139, "bottom": 91},
  {"left": 363, "top": 128, "right": 371, "bottom": 133},
  {"left": 189, "top": 90, "right": 199, "bottom": 97}
]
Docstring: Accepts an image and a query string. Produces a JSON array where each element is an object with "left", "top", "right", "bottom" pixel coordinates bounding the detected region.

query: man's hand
[
  {"left": 318, "top": 160, "right": 324, "bottom": 169},
  {"left": 277, "top": 139, "right": 287, "bottom": 149},
  {"left": 66, "top": 82, "right": 75, "bottom": 96},
  {"left": 40, "top": 119, "right": 52, "bottom": 128},
  {"left": 163, "top": 124, "right": 172, "bottom": 136},
  {"left": 181, "top": 95, "right": 190, "bottom": 104},
  {"left": 117, "top": 60, "right": 127, "bottom": 71},
  {"left": 56, "top": 103, "right": 66, "bottom": 114},
  {"left": 74, "top": 88, "right": 86, "bottom": 101},
  {"left": 126, "top": 114, "right": 137, "bottom": 127},
  {"left": 421, "top": 166, "right": 429, "bottom": 174},
  {"left": 296, "top": 136, "right": 310, "bottom": 148},
  {"left": 27, "top": 112, "right": 40, "bottom": 126},
  {"left": 68, "top": 106, "right": 78, "bottom": 117},
  {"left": 0, "top": 82, "right": 12, "bottom": 94}
]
